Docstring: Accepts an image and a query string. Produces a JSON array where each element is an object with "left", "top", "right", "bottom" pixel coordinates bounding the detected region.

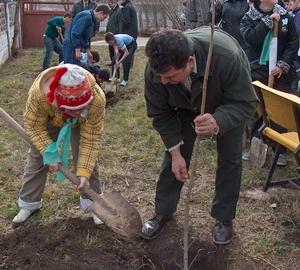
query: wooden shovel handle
[
  {"left": 268, "top": 20, "right": 279, "bottom": 88},
  {"left": 0, "top": 108, "right": 100, "bottom": 201},
  {"left": 59, "top": 32, "right": 64, "bottom": 42}
]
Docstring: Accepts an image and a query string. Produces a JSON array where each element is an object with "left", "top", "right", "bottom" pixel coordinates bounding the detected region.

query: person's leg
[
  {"left": 13, "top": 125, "right": 61, "bottom": 223},
  {"left": 109, "top": 45, "right": 114, "bottom": 62},
  {"left": 63, "top": 42, "right": 80, "bottom": 65},
  {"left": 122, "top": 41, "right": 137, "bottom": 82},
  {"left": 155, "top": 112, "right": 197, "bottom": 215},
  {"left": 18, "top": 146, "right": 48, "bottom": 210},
  {"left": 141, "top": 111, "right": 197, "bottom": 239},
  {"left": 211, "top": 123, "right": 245, "bottom": 244},
  {"left": 211, "top": 123, "right": 245, "bottom": 221},
  {"left": 42, "top": 36, "right": 54, "bottom": 71},
  {"left": 53, "top": 39, "right": 63, "bottom": 64},
  {"left": 70, "top": 125, "right": 101, "bottom": 207}
]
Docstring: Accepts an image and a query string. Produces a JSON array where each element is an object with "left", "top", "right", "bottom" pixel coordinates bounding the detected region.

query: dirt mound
[
  {"left": 0, "top": 217, "right": 260, "bottom": 270},
  {"left": 0, "top": 218, "right": 141, "bottom": 270}
]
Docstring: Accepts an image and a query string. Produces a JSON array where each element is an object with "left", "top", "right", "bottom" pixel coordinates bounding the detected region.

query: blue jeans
[
  {"left": 42, "top": 35, "right": 63, "bottom": 71},
  {"left": 62, "top": 41, "right": 81, "bottom": 66},
  {"left": 122, "top": 40, "right": 137, "bottom": 81}
]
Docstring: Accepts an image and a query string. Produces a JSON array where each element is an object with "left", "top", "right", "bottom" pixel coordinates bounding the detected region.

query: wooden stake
[{"left": 183, "top": 2, "right": 215, "bottom": 269}]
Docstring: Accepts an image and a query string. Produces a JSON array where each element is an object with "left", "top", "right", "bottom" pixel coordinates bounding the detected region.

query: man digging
[{"left": 141, "top": 29, "right": 258, "bottom": 244}]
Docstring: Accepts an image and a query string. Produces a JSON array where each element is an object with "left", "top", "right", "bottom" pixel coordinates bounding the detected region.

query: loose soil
[{"left": 0, "top": 215, "right": 261, "bottom": 270}]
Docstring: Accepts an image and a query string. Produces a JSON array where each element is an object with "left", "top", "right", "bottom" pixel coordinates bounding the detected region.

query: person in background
[
  {"left": 59, "top": 50, "right": 99, "bottom": 66},
  {"left": 119, "top": 0, "right": 138, "bottom": 41},
  {"left": 289, "top": 0, "right": 300, "bottom": 94},
  {"left": 208, "top": 0, "right": 250, "bottom": 58},
  {"left": 81, "top": 50, "right": 100, "bottom": 64},
  {"left": 140, "top": 29, "right": 258, "bottom": 245},
  {"left": 106, "top": 0, "right": 123, "bottom": 82},
  {"left": 71, "top": 0, "right": 99, "bottom": 37},
  {"left": 240, "top": 0, "right": 299, "bottom": 165},
  {"left": 180, "top": 1, "right": 187, "bottom": 27},
  {"left": 63, "top": 5, "right": 109, "bottom": 65},
  {"left": 12, "top": 64, "right": 106, "bottom": 226},
  {"left": 105, "top": 32, "right": 137, "bottom": 87},
  {"left": 42, "top": 13, "right": 72, "bottom": 71},
  {"left": 185, "top": 0, "right": 210, "bottom": 29},
  {"left": 284, "top": 0, "right": 291, "bottom": 10},
  {"left": 80, "top": 61, "right": 110, "bottom": 86}
]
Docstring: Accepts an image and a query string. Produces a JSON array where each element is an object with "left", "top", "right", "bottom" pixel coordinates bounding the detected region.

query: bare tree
[{"left": 159, "top": 0, "right": 184, "bottom": 30}]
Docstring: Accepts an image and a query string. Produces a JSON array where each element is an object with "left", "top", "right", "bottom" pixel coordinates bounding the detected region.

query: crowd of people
[
  {"left": 41, "top": 0, "right": 138, "bottom": 88},
  {"left": 12, "top": 0, "right": 300, "bottom": 247}
]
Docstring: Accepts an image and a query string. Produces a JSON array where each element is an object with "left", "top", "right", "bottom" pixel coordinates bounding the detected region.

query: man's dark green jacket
[
  {"left": 44, "top": 16, "right": 65, "bottom": 39},
  {"left": 144, "top": 27, "right": 259, "bottom": 149}
]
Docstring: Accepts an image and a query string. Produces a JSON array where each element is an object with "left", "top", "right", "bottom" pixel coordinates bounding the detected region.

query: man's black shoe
[
  {"left": 140, "top": 213, "right": 172, "bottom": 240},
  {"left": 212, "top": 220, "right": 233, "bottom": 245}
]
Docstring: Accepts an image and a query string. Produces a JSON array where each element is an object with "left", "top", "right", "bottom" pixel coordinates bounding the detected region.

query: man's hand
[
  {"left": 271, "top": 66, "right": 283, "bottom": 78},
  {"left": 75, "top": 48, "right": 83, "bottom": 60},
  {"left": 114, "top": 62, "right": 121, "bottom": 69},
  {"left": 48, "top": 162, "right": 60, "bottom": 171},
  {"left": 170, "top": 148, "right": 189, "bottom": 182},
  {"left": 270, "top": 13, "right": 280, "bottom": 22},
  {"left": 77, "top": 177, "right": 90, "bottom": 191},
  {"left": 194, "top": 113, "right": 219, "bottom": 135},
  {"left": 56, "top": 26, "right": 62, "bottom": 34},
  {"left": 86, "top": 49, "right": 93, "bottom": 62}
]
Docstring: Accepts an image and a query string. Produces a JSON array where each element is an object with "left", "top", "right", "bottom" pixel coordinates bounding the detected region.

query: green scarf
[
  {"left": 259, "top": 30, "right": 273, "bottom": 65},
  {"left": 43, "top": 117, "right": 78, "bottom": 181}
]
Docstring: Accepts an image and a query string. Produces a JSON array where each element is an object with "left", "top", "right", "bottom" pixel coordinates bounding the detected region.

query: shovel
[
  {"left": 105, "top": 56, "right": 119, "bottom": 98},
  {"left": 250, "top": 20, "right": 278, "bottom": 168},
  {"left": 0, "top": 108, "right": 142, "bottom": 238}
]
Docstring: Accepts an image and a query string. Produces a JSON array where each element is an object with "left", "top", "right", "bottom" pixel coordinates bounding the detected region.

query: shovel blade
[
  {"left": 88, "top": 190, "right": 142, "bottom": 238},
  {"left": 250, "top": 137, "right": 268, "bottom": 168}
]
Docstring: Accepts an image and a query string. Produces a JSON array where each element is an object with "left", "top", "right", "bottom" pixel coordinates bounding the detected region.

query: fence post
[{"left": 4, "top": 1, "right": 11, "bottom": 58}]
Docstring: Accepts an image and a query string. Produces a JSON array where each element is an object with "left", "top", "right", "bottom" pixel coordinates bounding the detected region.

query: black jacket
[
  {"left": 209, "top": 0, "right": 249, "bottom": 51},
  {"left": 121, "top": 0, "right": 138, "bottom": 40},
  {"left": 71, "top": 1, "right": 99, "bottom": 37}
]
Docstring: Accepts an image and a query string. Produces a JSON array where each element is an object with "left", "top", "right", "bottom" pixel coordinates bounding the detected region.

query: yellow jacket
[{"left": 23, "top": 66, "right": 106, "bottom": 179}]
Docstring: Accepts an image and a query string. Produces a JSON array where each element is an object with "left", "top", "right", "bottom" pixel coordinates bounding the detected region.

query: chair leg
[{"left": 263, "top": 145, "right": 280, "bottom": 192}]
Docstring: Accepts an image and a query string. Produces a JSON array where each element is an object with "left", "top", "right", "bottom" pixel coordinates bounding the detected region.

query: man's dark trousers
[{"left": 155, "top": 110, "right": 245, "bottom": 222}]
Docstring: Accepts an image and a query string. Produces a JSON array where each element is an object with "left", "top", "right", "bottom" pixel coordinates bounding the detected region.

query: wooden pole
[
  {"left": 268, "top": 20, "right": 278, "bottom": 88},
  {"left": 183, "top": 1, "right": 215, "bottom": 269}
]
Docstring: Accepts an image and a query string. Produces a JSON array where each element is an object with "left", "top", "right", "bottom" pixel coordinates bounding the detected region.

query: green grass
[{"left": 0, "top": 45, "right": 299, "bottom": 269}]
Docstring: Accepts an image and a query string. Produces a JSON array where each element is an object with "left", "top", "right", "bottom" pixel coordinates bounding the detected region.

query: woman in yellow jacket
[{"left": 12, "top": 64, "right": 106, "bottom": 225}]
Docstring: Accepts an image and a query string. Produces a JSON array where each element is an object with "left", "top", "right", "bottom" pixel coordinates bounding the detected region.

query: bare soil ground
[{"left": 0, "top": 210, "right": 262, "bottom": 270}]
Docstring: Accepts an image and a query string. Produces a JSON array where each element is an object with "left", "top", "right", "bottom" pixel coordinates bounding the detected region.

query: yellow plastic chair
[{"left": 253, "top": 81, "right": 300, "bottom": 191}]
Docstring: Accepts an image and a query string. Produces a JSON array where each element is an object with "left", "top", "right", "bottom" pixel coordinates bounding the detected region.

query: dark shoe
[
  {"left": 212, "top": 220, "right": 233, "bottom": 245},
  {"left": 276, "top": 154, "right": 287, "bottom": 167},
  {"left": 140, "top": 213, "right": 172, "bottom": 240}
]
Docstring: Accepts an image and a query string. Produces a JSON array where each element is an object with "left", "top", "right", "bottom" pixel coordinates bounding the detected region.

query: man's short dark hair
[
  {"left": 105, "top": 32, "right": 115, "bottom": 42},
  {"left": 96, "top": 69, "right": 110, "bottom": 81},
  {"left": 95, "top": 4, "right": 110, "bottom": 14},
  {"left": 63, "top": 12, "right": 72, "bottom": 18},
  {"left": 91, "top": 51, "right": 100, "bottom": 62},
  {"left": 145, "top": 29, "right": 194, "bottom": 74}
]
